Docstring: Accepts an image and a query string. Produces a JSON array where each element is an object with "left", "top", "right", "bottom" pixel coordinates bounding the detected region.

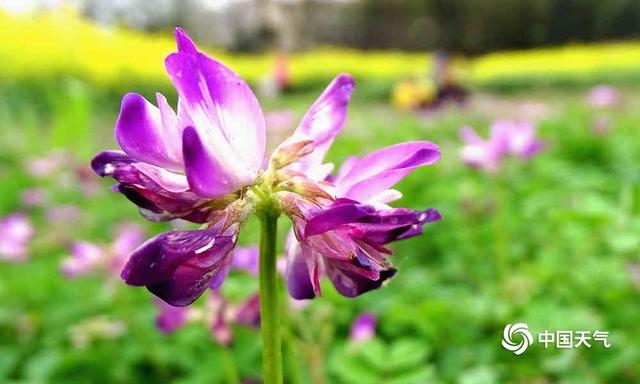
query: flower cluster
[
  {"left": 0, "top": 213, "right": 34, "bottom": 262},
  {"left": 587, "top": 85, "right": 619, "bottom": 108},
  {"left": 459, "top": 120, "right": 545, "bottom": 172},
  {"left": 60, "top": 223, "right": 144, "bottom": 278},
  {"left": 92, "top": 29, "right": 441, "bottom": 307}
]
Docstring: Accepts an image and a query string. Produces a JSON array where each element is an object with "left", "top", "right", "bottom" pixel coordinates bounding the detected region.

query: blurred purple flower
[
  {"left": 46, "top": 204, "right": 81, "bottom": 224},
  {"left": 61, "top": 223, "right": 144, "bottom": 277},
  {"left": 0, "top": 213, "right": 34, "bottom": 262},
  {"left": 25, "top": 150, "right": 69, "bottom": 178},
  {"left": 155, "top": 298, "right": 191, "bottom": 334},
  {"left": 459, "top": 120, "right": 544, "bottom": 172},
  {"left": 154, "top": 288, "right": 260, "bottom": 346},
  {"left": 92, "top": 28, "right": 440, "bottom": 306},
  {"left": 20, "top": 188, "right": 48, "bottom": 207},
  {"left": 492, "top": 120, "right": 545, "bottom": 159},
  {"left": 587, "top": 85, "right": 619, "bottom": 108},
  {"left": 349, "top": 312, "right": 376, "bottom": 342},
  {"left": 459, "top": 126, "right": 504, "bottom": 172}
]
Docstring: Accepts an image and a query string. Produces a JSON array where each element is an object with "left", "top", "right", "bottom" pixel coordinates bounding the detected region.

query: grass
[{"left": 0, "top": 79, "right": 639, "bottom": 383}]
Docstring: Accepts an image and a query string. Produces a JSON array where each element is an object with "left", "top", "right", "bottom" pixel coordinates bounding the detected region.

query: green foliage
[{"left": 0, "top": 81, "right": 639, "bottom": 383}]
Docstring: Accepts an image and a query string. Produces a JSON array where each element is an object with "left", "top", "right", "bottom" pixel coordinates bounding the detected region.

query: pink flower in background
[
  {"left": 459, "top": 126, "right": 504, "bottom": 172},
  {"left": 349, "top": 312, "right": 376, "bottom": 342},
  {"left": 46, "top": 204, "right": 81, "bottom": 225},
  {"left": 25, "top": 150, "right": 69, "bottom": 178},
  {"left": 459, "top": 120, "right": 544, "bottom": 172},
  {"left": 20, "top": 188, "right": 48, "bottom": 207},
  {"left": 155, "top": 298, "right": 192, "bottom": 334},
  {"left": 492, "top": 120, "right": 545, "bottom": 159},
  {"left": 60, "top": 223, "right": 144, "bottom": 277},
  {"left": 587, "top": 85, "right": 620, "bottom": 107},
  {"left": 0, "top": 213, "right": 34, "bottom": 262}
]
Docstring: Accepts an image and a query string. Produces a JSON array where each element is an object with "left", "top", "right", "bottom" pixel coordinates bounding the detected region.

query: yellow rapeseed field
[{"left": 1, "top": 9, "right": 639, "bottom": 89}]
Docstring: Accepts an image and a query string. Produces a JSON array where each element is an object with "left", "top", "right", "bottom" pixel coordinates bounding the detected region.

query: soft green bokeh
[{"left": 0, "top": 76, "right": 638, "bottom": 383}]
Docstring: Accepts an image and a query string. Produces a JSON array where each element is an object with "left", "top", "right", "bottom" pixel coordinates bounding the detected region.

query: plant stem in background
[
  {"left": 493, "top": 175, "right": 509, "bottom": 280},
  {"left": 259, "top": 209, "right": 283, "bottom": 384},
  {"left": 221, "top": 348, "right": 240, "bottom": 384}
]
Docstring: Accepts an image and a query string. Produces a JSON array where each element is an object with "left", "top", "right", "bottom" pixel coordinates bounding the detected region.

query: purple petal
[
  {"left": 356, "top": 208, "right": 441, "bottom": 244},
  {"left": 115, "top": 93, "right": 183, "bottom": 171},
  {"left": 175, "top": 27, "right": 198, "bottom": 54},
  {"left": 305, "top": 200, "right": 440, "bottom": 244},
  {"left": 350, "top": 313, "right": 377, "bottom": 342},
  {"left": 182, "top": 126, "right": 253, "bottom": 198},
  {"left": 325, "top": 258, "right": 396, "bottom": 298},
  {"left": 121, "top": 228, "right": 237, "bottom": 306},
  {"left": 305, "top": 200, "right": 376, "bottom": 237},
  {"left": 285, "top": 230, "right": 317, "bottom": 299},
  {"left": 336, "top": 141, "right": 440, "bottom": 202},
  {"left": 92, "top": 151, "right": 215, "bottom": 223},
  {"left": 283, "top": 74, "right": 355, "bottom": 176},
  {"left": 165, "top": 47, "right": 265, "bottom": 181},
  {"left": 327, "top": 155, "right": 359, "bottom": 183}
]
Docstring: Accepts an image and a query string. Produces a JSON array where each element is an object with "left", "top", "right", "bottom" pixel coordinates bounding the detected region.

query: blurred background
[{"left": 0, "top": 0, "right": 639, "bottom": 383}]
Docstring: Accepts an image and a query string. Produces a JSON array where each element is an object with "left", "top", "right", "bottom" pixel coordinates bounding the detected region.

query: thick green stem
[{"left": 258, "top": 208, "right": 283, "bottom": 384}]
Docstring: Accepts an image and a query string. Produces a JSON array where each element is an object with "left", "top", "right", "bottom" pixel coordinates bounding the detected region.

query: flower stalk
[{"left": 258, "top": 198, "right": 283, "bottom": 384}]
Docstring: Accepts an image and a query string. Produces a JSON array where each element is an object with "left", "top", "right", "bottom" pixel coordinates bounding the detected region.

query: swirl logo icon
[{"left": 502, "top": 323, "right": 533, "bottom": 355}]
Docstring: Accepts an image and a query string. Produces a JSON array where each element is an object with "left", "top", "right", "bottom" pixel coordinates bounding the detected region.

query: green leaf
[{"left": 389, "top": 339, "right": 431, "bottom": 372}]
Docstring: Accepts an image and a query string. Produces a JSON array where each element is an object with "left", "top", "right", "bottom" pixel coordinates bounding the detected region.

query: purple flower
[
  {"left": 283, "top": 142, "right": 441, "bottom": 299},
  {"left": 0, "top": 213, "right": 34, "bottom": 262},
  {"left": 349, "top": 313, "right": 376, "bottom": 342},
  {"left": 459, "top": 126, "right": 504, "bottom": 172},
  {"left": 155, "top": 298, "right": 190, "bottom": 333},
  {"left": 459, "top": 120, "right": 544, "bottom": 172},
  {"left": 491, "top": 120, "right": 545, "bottom": 159},
  {"left": 93, "top": 28, "right": 440, "bottom": 306},
  {"left": 155, "top": 288, "right": 260, "bottom": 346},
  {"left": 61, "top": 223, "right": 144, "bottom": 278},
  {"left": 587, "top": 85, "right": 619, "bottom": 108}
]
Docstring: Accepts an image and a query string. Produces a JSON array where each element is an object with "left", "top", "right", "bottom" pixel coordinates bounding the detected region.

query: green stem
[{"left": 259, "top": 208, "right": 283, "bottom": 384}]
